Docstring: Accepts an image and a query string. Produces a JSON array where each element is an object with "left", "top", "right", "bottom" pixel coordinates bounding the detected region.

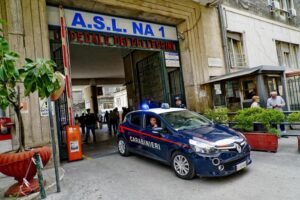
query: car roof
[{"left": 134, "top": 108, "right": 187, "bottom": 115}]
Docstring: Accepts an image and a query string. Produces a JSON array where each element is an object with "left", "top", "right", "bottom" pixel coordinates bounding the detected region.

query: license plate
[{"left": 236, "top": 161, "right": 247, "bottom": 171}]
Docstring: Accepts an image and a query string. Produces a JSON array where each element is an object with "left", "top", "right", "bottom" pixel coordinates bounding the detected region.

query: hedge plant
[
  {"left": 203, "top": 107, "right": 229, "bottom": 124},
  {"left": 287, "top": 112, "right": 300, "bottom": 123}
]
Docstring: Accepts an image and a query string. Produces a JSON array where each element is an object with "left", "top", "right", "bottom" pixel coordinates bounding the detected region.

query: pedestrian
[
  {"left": 108, "top": 110, "right": 113, "bottom": 135},
  {"left": 251, "top": 96, "right": 260, "bottom": 108},
  {"left": 267, "top": 91, "right": 286, "bottom": 133},
  {"left": 175, "top": 96, "right": 186, "bottom": 108},
  {"left": 122, "top": 107, "right": 129, "bottom": 121},
  {"left": 104, "top": 111, "right": 109, "bottom": 124},
  {"left": 75, "top": 114, "right": 79, "bottom": 124},
  {"left": 85, "top": 109, "right": 98, "bottom": 143},
  {"left": 111, "top": 108, "right": 119, "bottom": 135},
  {"left": 79, "top": 112, "right": 86, "bottom": 136}
]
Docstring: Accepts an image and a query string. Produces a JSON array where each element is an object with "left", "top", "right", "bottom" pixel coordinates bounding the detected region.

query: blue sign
[{"left": 47, "top": 6, "right": 178, "bottom": 41}]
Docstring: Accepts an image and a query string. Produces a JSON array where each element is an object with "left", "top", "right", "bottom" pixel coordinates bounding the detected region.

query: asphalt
[{"left": 43, "top": 134, "right": 300, "bottom": 200}]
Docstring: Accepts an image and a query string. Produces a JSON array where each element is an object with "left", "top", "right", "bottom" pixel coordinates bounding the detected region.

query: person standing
[
  {"left": 111, "top": 108, "right": 119, "bottom": 135},
  {"left": 251, "top": 96, "right": 260, "bottom": 108},
  {"left": 108, "top": 110, "right": 113, "bottom": 135},
  {"left": 79, "top": 112, "right": 86, "bottom": 136},
  {"left": 85, "top": 109, "right": 98, "bottom": 143},
  {"left": 104, "top": 111, "right": 109, "bottom": 123},
  {"left": 175, "top": 96, "right": 186, "bottom": 108},
  {"left": 267, "top": 91, "right": 286, "bottom": 133}
]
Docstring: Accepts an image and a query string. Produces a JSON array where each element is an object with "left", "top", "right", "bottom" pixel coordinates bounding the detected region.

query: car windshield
[{"left": 160, "top": 110, "right": 211, "bottom": 131}]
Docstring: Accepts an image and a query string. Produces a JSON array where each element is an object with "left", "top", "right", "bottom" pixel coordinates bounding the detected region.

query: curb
[{"left": 19, "top": 167, "right": 65, "bottom": 200}]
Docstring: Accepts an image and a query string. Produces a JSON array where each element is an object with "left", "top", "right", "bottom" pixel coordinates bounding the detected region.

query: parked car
[{"left": 117, "top": 106, "right": 251, "bottom": 179}]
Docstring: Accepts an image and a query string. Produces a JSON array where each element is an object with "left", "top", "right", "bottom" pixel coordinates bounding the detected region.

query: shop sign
[
  {"left": 165, "top": 52, "right": 180, "bottom": 67},
  {"left": 53, "top": 29, "right": 176, "bottom": 51},
  {"left": 47, "top": 6, "right": 178, "bottom": 41}
]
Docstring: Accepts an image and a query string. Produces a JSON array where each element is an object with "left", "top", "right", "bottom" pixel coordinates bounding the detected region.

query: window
[
  {"left": 227, "top": 31, "right": 246, "bottom": 68},
  {"left": 278, "top": 0, "right": 293, "bottom": 11},
  {"left": 242, "top": 79, "right": 257, "bottom": 100},
  {"left": 145, "top": 114, "right": 161, "bottom": 129},
  {"left": 130, "top": 113, "right": 142, "bottom": 127},
  {"left": 276, "top": 41, "right": 299, "bottom": 69}
]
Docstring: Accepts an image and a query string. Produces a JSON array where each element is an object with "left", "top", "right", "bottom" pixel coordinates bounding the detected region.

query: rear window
[{"left": 130, "top": 113, "right": 142, "bottom": 127}]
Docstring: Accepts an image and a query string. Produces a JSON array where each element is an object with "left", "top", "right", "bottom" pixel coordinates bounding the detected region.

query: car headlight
[{"left": 189, "top": 138, "right": 219, "bottom": 154}]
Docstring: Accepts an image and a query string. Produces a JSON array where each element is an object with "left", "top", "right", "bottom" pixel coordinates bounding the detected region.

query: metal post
[
  {"left": 33, "top": 153, "right": 46, "bottom": 199},
  {"left": 48, "top": 98, "right": 61, "bottom": 192}
]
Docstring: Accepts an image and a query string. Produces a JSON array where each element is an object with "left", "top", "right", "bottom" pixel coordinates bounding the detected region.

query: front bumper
[{"left": 191, "top": 145, "right": 252, "bottom": 177}]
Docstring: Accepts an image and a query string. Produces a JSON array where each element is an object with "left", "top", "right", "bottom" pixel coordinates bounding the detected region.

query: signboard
[
  {"left": 51, "top": 29, "right": 177, "bottom": 51},
  {"left": 47, "top": 6, "right": 178, "bottom": 41},
  {"left": 39, "top": 99, "right": 55, "bottom": 117},
  {"left": 165, "top": 52, "right": 180, "bottom": 67}
]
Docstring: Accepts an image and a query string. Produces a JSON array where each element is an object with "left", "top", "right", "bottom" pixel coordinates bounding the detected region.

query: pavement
[
  {"left": 1, "top": 127, "right": 299, "bottom": 200},
  {"left": 44, "top": 133, "right": 300, "bottom": 200}
]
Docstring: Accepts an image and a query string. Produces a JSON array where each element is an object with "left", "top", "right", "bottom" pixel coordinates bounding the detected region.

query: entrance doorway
[{"left": 48, "top": 6, "right": 185, "bottom": 160}]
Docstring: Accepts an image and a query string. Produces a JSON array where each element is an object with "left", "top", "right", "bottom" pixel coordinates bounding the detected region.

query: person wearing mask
[
  {"left": 267, "top": 91, "right": 286, "bottom": 134},
  {"left": 251, "top": 96, "right": 260, "bottom": 108},
  {"left": 175, "top": 96, "right": 186, "bottom": 108}
]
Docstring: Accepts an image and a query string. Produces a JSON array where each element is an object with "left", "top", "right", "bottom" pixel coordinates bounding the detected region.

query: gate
[
  {"left": 50, "top": 41, "right": 69, "bottom": 160},
  {"left": 287, "top": 76, "right": 300, "bottom": 111}
]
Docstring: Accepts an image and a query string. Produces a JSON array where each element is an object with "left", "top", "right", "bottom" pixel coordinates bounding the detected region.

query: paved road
[{"left": 46, "top": 137, "right": 300, "bottom": 200}]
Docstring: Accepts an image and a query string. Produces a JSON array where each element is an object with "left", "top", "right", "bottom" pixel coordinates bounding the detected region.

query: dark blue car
[{"left": 117, "top": 107, "right": 251, "bottom": 179}]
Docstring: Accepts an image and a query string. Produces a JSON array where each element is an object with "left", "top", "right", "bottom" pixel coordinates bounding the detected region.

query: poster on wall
[
  {"left": 0, "top": 117, "right": 13, "bottom": 153},
  {"left": 165, "top": 52, "right": 180, "bottom": 67},
  {"left": 39, "top": 99, "right": 55, "bottom": 117}
]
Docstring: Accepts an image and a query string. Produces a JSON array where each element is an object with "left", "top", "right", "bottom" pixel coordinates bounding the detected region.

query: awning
[
  {"left": 204, "top": 65, "right": 285, "bottom": 84},
  {"left": 285, "top": 69, "right": 300, "bottom": 77}
]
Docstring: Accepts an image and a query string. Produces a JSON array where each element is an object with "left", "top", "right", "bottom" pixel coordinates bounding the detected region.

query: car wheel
[
  {"left": 118, "top": 137, "right": 130, "bottom": 156},
  {"left": 172, "top": 152, "right": 195, "bottom": 180}
]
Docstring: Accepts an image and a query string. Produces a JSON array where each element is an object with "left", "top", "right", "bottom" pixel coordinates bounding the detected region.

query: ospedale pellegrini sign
[{"left": 47, "top": 6, "right": 178, "bottom": 41}]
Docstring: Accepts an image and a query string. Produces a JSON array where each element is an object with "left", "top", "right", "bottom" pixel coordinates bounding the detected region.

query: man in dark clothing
[
  {"left": 108, "top": 111, "right": 113, "bottom": 135},
  {"left": 175, "top": 96, "right": 186, "bottom": 108},
  {"left": 104, "top": 111, "right": 109, "bottom": 123},
  {"left": 111, "top": 108, "right": 119, "bottom": 135},
  {"left": 78, "top": 113, "right": 86, "bottom": 135},
  {"left": 85, "top": 109, "right": 98, "bottom": 143}
]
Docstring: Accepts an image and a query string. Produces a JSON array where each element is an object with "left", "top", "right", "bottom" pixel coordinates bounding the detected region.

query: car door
[
  {"left": 141, "top": 113, "right": 172, "bottom": 163},
  {"left": 123, "top": 112, "right": 148, "bottom": 155}
]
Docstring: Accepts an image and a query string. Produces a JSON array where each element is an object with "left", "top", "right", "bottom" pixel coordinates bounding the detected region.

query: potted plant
[
  {"left": 0, "top": 26, "right": 64, "bottom": 197},
  {"left": 287, "top": 112, "right": 300, "bottom": 152},
  {"left": 203, "top": 107, "right": 229, "bottom": 124},
  {"left": 233, "top": 107, "right": 285, "bottom": 152}
]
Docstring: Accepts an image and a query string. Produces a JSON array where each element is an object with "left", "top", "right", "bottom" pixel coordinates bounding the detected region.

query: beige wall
[
  {"left": 0, "top": 0, "right": 225, "bottom": 151},
  {"left": 0, "top": 0, "right": 56, "bottom": 151},
  {"left": 46, "top": 0, "right": 225, "bottom": 112}
]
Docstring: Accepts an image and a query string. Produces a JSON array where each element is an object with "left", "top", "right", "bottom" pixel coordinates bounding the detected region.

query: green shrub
[
  {"left": 287, "top": 112, "right": 300, "bottom": 123},
  {"left": 233, "top": 108, "right": 285, "bottom": 136},
  {"left": 203, "top": 107, "right": 229, "bottom": 124}
]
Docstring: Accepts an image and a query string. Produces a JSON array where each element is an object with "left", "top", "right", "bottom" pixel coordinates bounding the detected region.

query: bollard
[{"left": 33, "top": 153, "right": 46, "bottom": 199}]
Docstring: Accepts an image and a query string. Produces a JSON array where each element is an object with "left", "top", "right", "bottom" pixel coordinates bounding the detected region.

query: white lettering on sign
[
  {"left": 130, "top": 136, "right": 161, "bottom": 150},
  {"left": 47, "top": 6, "right": 178, "bottom": 41}
]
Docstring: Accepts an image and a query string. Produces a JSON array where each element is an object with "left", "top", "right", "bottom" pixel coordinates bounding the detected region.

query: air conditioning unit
[
  {"left": 268, "top": 0, "right": 281, "bottom": 11},
  {"left": 287, "top": 8, "right": 297, "bottom": 18}
]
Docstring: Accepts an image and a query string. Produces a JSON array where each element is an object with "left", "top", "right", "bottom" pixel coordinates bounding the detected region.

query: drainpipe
[{"left": 217, "top": 3, "right": 230, "bottom": 73}]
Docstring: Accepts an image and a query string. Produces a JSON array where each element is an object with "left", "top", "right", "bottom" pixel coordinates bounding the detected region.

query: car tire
[
  {"left": 171, "top": 151, "right": 195, "bottom": 180},
  {"left": 118, "top": 137, "right": 130, "bottom": 157}
]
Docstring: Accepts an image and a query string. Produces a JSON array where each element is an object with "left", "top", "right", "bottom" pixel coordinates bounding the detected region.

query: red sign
[
  {"left": 0, "top": 117, "right": 13, "bottom": 141},
  {"left": 53, "top": 30, "right": 177, "bottom": 51}
]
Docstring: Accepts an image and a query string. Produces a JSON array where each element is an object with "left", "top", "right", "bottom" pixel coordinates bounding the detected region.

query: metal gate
[
  {"left": 50, "top": 41, "right": 69, "bottom": 160},
  {"left": 287, "top": 76, "right": 300, "bottom": 111}
]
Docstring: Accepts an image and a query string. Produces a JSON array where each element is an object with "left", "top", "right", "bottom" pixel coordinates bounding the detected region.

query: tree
[{"left": 0, "top": 25, "right": 60, "bottom": 152}]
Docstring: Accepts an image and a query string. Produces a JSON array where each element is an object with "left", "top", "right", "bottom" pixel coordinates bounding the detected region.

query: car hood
[{"left": 179, "top": 125, "right": 243, "bottom": 144}]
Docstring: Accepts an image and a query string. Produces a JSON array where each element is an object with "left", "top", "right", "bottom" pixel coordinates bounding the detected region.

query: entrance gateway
[{"left": 47, "top": 6, "right": 185, "bottom": 160}]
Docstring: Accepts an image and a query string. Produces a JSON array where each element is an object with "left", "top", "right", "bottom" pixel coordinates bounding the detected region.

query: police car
[{"left": 117, "top": 104, "right": 251, "bottom": 179}]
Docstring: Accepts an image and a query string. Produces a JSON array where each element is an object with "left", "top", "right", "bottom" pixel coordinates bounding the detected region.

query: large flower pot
[
  {"left": 50, "top": 72, "right": 65, "bottom": 101},
  {"left": 243, "top": 132, "right": 278, "bottom": 153},
  {"left": 0, "top": 146, "right": 51, "bottom": 197}
]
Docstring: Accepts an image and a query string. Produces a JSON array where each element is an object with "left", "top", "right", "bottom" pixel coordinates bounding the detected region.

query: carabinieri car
[{"left": 117, "top": 106, "right": 251, "bottom": 179}]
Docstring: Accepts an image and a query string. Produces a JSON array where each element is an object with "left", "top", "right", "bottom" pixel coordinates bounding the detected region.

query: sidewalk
[{"left": 0, "top": 167, "right": 65, "bottom": 200}]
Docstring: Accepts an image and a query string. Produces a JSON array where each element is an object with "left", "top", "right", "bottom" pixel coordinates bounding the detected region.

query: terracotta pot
[
  {"left": 0, "top": 146, "right": 52, "bottom": 197},
  {"left": 243, "top": 132, "right": 278, "bottom": 153},
  {"left": 50, "top": 72, "right": 65, "bottom": 101}
]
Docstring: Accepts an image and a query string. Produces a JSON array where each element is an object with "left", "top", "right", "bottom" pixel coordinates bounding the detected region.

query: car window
[
  {"left": 160, "top": 110, "right": 211, "bottom": 131},
  {"left": 145, "top": 114, "right": 161, "bottom": 129},
  {"left": 130, "top": 113, "right": 142, "bottom": 127}
]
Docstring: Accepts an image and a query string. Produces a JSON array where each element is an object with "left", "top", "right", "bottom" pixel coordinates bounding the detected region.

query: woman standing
[{"left": 251, "top": 96, "right": 260, "bottom": 108}]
